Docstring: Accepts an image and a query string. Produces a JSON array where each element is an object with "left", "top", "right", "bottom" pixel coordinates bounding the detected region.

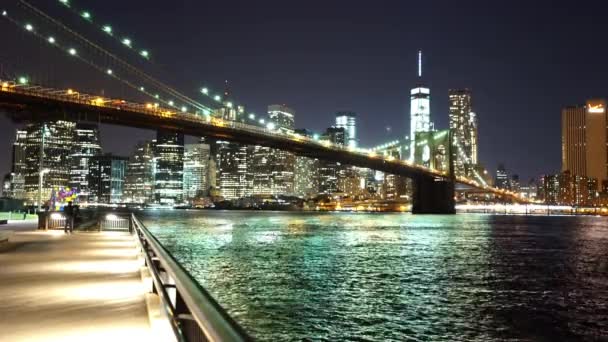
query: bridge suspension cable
[{"left": 9, "top": 0, "right": 213, "bottom": 114}]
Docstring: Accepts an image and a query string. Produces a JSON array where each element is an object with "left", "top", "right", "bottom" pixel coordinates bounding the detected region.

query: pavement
[{"left": 0, "top": 227, "right": 156, "bottom": 341}]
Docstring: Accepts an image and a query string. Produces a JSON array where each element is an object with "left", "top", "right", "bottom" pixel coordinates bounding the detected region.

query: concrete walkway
[{"left": 0, "top": 228, "right": 155, "bottom": 341}]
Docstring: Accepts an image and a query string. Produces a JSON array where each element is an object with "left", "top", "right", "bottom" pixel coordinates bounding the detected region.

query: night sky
[{"left": 1, "top": 0, "right": 608, "bottom": 182}]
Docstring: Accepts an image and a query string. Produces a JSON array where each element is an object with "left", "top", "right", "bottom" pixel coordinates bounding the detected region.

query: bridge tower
[{"left": 411, "top": 130, "right": 456, "bottom": 214}]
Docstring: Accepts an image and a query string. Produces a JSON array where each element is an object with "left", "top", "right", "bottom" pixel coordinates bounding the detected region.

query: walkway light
[
  {"left": 25, "top": 24, "right": 33, "bottom": 31},
  {"left": 201, "top": 87, "right": 208, "bottom": 95},
  {"left": 2, "top": 10, "right": 7, "bottom": 16},
  {"left": 267, "top": 122, "right": 276, "bottom": 130},
  {"left": 140, "top": 50, "right": 149, "bottom": 58},
  {"left": 248, "top": 113, "right": 255, "bottom": 120},
  {"left": 102, "top": 25, "right": 112, "bottom": 34},
  {"left": 213, "top": 95, "right": 221, "bottom": 102},
  {"left": 81, "top": 11, "right": 91, "bottom": 20},
  {"left": 122, "top": 38, "right": 131, "bottom": 47},
  {"left": 139, "top": 86, "right": 145, "bottom": 91},
  {"left": 168, "top": 100, "right": 174, "bottom": 106},
  {"left": 106, "top": 69, "right": 113, "bottom": 75},
  {"left": 18, "top": 77, "right": 28, "bottom": 85},
  {"left": 68, "top": 48, "right": 77, "bottom": 55},
  {"left": 259, "top": 118, "right": 265, "bottom": 124},
  {"left": 48, "top": 36, "right": 56, "bottom": 44},
  {"left": 59, "top": 0, "right": 69, "bottom": 5},
  {"left": 181, "top": 106, "right": 187, "bottom": 113},
  {"left": 226, "top": 101, "right": 233, "bottom": 108}
]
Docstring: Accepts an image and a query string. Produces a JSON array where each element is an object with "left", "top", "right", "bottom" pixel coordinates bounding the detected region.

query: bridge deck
[{"left": 0, "top": 225, "right": 154, "bottom": 341}]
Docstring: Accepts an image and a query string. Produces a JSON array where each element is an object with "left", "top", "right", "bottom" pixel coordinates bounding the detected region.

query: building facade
[
  {"left": 335, "top": 111, "right": 357, "bottom": 148},
  {"left": 69, "top": 123, "right": 102, "bottom": 202},
  {"left": 562, "top": 99, "right": 607, "bottom": 190},
  {"left": 88, "top": 154, "right": 127, "bottom": 204},
  {"left": 23, "top": 121, "right": 75, "bottom": 205},
  {"left": 154, "top": 131, "right": 184, "bottom": 205},
  {"left": 7, "top": 130, "right": 27, "bottom": 199},
  {"left": 410, "top": 51, "right": 432, "bottom": 160},
  {"left": 449, "top": 89, "right": 478, "bottom": 177},
  {"left": 495, "top": 163, "right": 510, "bottom": 190},
  {"left": 124, "top": 141, "right": 155, "bottom": 204},
  {"left": 183, "top": 139, "right": 211, "bottom": 201}
]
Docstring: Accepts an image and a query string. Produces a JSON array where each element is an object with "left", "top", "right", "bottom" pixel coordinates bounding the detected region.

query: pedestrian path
[{"left": 0, "top": 229, "right": 154, "bottom": 341}]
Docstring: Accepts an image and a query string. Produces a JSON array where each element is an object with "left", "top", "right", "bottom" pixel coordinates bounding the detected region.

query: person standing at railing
[{"left": 64, "top": 202, "right": 74, "bottom": 234}]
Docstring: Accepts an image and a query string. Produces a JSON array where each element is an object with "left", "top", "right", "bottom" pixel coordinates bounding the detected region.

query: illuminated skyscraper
[
  {"left": 23, "top": 121, "right": 75, "bottom": 205},
  {"left": 410, "top": 50, "right": 432, "bottom": 160},
  {"left": 7, "top": 130, "right": 27, "bottom": 199},
  {"left": 154, "top": 130, "right": 184, "bottom": 205},
  {"left": 562, "top": 99, "right": 608, "bottom": 189},
  {"left": 69, "top": 123, "right": 102, "bottom": 202},
  {"left": 183, "top": 139, "right": 211, "bottom": 201},
  {"left": 124, "top": 141, "right": 155, "bottom": 204},
  {"left": 449, "top": 89, "right": 478, "bottom": 177},
  {"left": 495, "top": 163, "right": 510, "bottom": 190},
  {"left": 319, "top": 127, "right": 346, "bottom": 194},
  {"left": 335, "top": 111, "right": 357, "bottom": 148},
  {"left": 268, "top": 105, "right": 295, "bottom": 195},
  {"left": 88, "top": 154, "right": 127, "bottom": 204},
  {"left": 294, "top": 129, "right": 319, "bottom": 198},
  {"left": 217, "top": 141, "right": 250, "bottom": 200}
]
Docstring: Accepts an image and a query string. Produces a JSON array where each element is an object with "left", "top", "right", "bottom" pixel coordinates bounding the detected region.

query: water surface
[{"left": 142, "top": 211, "right": 608, "bottom": 341}]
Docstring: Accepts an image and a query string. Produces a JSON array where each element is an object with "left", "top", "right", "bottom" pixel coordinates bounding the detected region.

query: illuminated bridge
[
  {"left": 0, "top": 80, "right": 527, "bottom": 213},
  {"left": 0, "top": 0, "right": 528, "bottom": 214}
]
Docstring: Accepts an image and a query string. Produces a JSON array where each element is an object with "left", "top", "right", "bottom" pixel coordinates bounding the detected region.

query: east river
[{"left": 142, "top": 211, "right": 608, "bottom": 341}]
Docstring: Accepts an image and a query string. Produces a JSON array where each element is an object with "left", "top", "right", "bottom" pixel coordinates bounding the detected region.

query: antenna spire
[{"left": 418, "top": 50, "right": 422, "bottom": 78}]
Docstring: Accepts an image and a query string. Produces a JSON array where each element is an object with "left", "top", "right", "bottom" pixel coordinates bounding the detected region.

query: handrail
[{"left": 131, "top": 214, "right": 252, "bottom": 342}]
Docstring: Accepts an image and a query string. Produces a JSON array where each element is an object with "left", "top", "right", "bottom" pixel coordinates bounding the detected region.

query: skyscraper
[
  {"left": 124, "top": 141, "right": 155, "bottom": 204},
  {"left": 449, "top": 89, "right": 478, "bottom": 177},
  {"left": 294, "top": 129, "right": 319, "bottom": 198},
  {"left": 319, "top": 127, "right": 346, "bottom": 194},
  {"left": 70, "top": 123, "right": 102, "bottom": 202},
  {"left": 183, "top": 139, "right": 211, "bottom": 201},
  {"left": 335, "top": 111, "right": 357, "bottom": 148},
  {"left": 495, "top": 163, "right": 510, "bottom": 190},
  {"left": 88, "top": 154, "right": 127, "bottom": 204},
  {"left": 23, "top": 121, "right": 75, "bottom": 205},
  {"left": 217, "top": 141, "right": 250, "bottom": 200},
  {"left": 8, "top": 130, "right": 27, "bottom": 199},
  {"left": 267, "top": 105, "right": 295, "bottom": 195},
  {"left": 562, "top": 99, "right": 607, "bottom": 190},
  {"left": 410, "top": 50, "right": 432, "bottom": 160},
  {"left": 154, "top": 130, "right": 184, "bottom": 205}
]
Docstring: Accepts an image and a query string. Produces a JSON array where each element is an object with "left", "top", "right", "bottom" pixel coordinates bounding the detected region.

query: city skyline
[{"left": 1, "top": 1, "right": 608, "bottom": 184}]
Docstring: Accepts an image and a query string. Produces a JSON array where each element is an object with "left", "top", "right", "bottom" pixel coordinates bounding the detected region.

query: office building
[
  {"left": 562, "top": 99, "right": 607, "bottom": 190},
  {"left": 410, "top": 50, "right": 432, "bottom": 160},
  {"left": 88, "top": 154, "right": 128, "bottom": 204},
  {"left": 293, "top": 129, "right": 319, "bottom": 198},
  {"left": 217, "top": 141, "right": 250, "bottom": 200},
  {"left": 183, "top": 139, "right": 211, "bottom": 201},
  {"left": 495, "top": 163, "right": 510, "bottom": 190},
  {"left": 154, "top": 130, "right": 184, "bottom": 205},
  {"left": 69, "top": 123, "right": 102, "bottom": 202},
  {"left": 124, "top": 141, "right": 155, "bottom": 204},
  {"left": 335, "top": 111, "right": 357, "bottom": 148},
  {"left": 7, "top": 130, "right": 27, "bottom": 199},
  {"left": 319, "top": 127, "right": 346, "bottom": 194},
  {"left": 449, "top": 89, "right": 478, "bottom": 177},
  {"left": 23, "top": 121, "right": 75, "bottom": 205}
]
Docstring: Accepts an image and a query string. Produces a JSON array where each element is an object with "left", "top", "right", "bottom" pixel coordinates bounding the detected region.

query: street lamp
[{"left": 38, "top": 168, "right": 50, "bottom": 212}]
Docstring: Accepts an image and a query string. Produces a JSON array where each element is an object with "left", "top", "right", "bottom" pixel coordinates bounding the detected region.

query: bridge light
[
  {"left": 48, "top": 36, "right": 56, "bottom": 44},
  {"left": 248, "top": 113, "right": 255, "bottom": 120},
  {"left": 81, "top": 11, "right": 91, "bottom": 20},
  {"left": 25, "top": 24, "right": 33, "bottom": 31},
  {"left": 313, "top": 134, "right": 320, "bottom": 140},
  {"left": 102, "top": 25, "right": 112, "bottom": 35},
  {"left": 168, "top": 100, "right": 174, "bottom": 106},
  {"left": 59, "top": 0, "right": 69, "bottom": 6},
  {"left": 140, "top": 50, "right": 149, "bottom": 58},
  {"left": 145, "top": 103, "right": 152, "bottom": 109},
  {"left": 122, "top": 38, "right": 132, "bottom": 47},
  {"left": 259, "top": 118, "right": 265, "bottom": 124},
  {"left": 106, "top": 69, "right": 113, "bottom": 75},
  {"left": 201, "top": 87, "right": 208, "bottom": 95},
  {"left": 267, "top": 122, "right": 276, "bottom": 130},
  {"left": 154, "top": 94, "right": 159, "bottom": 99},
  {"left": 68, "top": 48, "right": 77, "bottom": 55},
  {"left": 213, "top": 95, "right": 221, "bottom": 102},
  {"left": 18, "top": 77, "right": 28, "bottom": 85},
  {"left": 181, "top": 106, "right": 187, "bottom": 112},
  {"left": 226, "top": 102, "right": 233, "bottom": 108},
  {"left": 67, "top": 89, "right": 74, "bottom": 95},
  {"left": 2, "top": 10, "right": 8, "bottom": 16},
  {"left": 139, "top": 86, "right": 145, "bottom": 91}
]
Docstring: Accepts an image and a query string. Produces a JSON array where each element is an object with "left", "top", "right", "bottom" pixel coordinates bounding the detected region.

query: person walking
[{"left": 64, "top": 202, "right": 74, "bottom": 234}]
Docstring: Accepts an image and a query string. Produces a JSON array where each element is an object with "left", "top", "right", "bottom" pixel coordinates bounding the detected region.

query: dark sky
[{"left": 1, "top": 0, "right": 608, "bottom": 182}]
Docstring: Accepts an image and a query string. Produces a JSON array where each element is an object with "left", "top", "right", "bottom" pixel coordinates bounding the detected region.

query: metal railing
[{"left": 131, "top": 214, "right": 251, "bottom": 342}]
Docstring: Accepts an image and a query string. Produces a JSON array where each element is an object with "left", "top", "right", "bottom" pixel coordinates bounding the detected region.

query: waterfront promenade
[{"left": 0, "top": 222, "right": 155, "bottom": 341}]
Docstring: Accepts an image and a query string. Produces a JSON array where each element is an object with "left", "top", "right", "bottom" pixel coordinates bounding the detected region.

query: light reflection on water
[{"left": 142, "top": 211, "right": 608, "bottom": 341}]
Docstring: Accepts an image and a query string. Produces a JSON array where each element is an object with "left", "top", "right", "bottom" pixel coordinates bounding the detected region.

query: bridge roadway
[
  {"left": 0, "top": 222, "right": 159, "bottom": 341},
  {"left": 0, "top": 80, "right": 525, "bottom": 212}
]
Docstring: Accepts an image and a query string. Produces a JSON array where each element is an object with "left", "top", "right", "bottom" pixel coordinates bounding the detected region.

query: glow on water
[{"left": 143, "top": 211, "right": 608, "bottom": 341}]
